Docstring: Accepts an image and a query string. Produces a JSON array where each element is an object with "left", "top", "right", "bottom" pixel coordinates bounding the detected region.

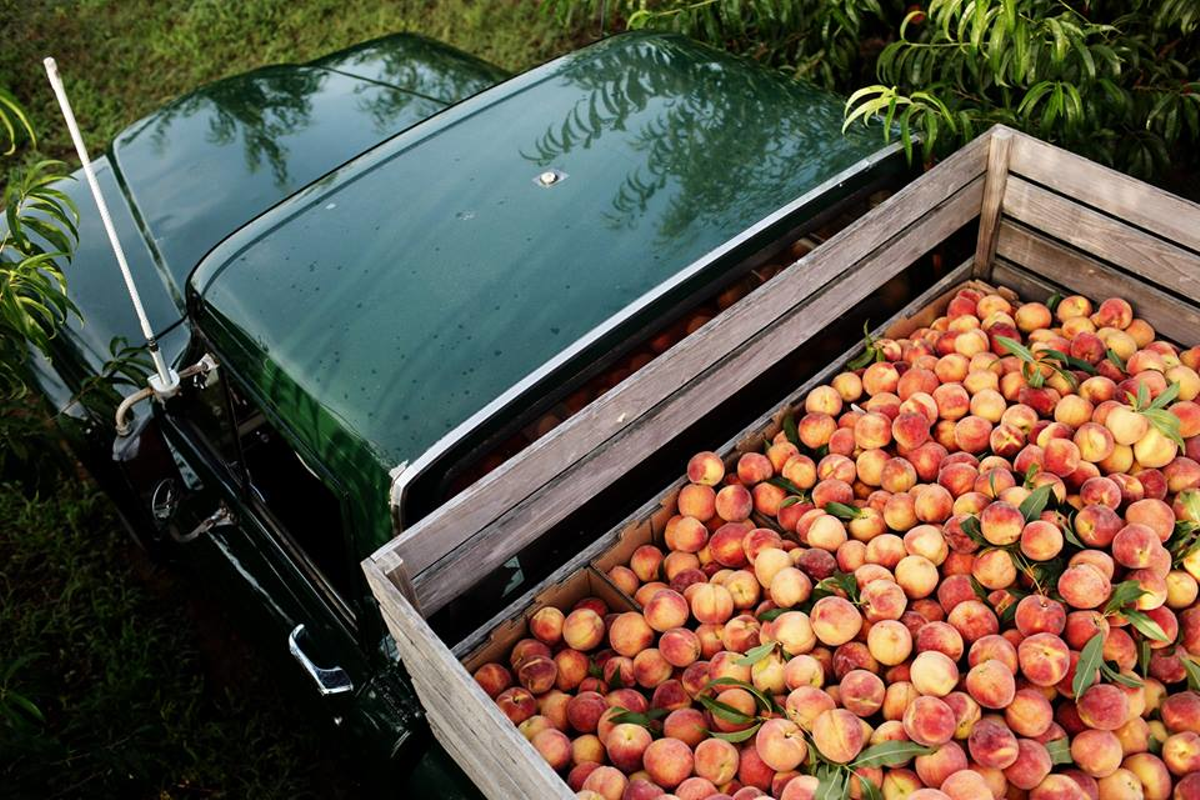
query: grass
[
  {"left": 0, "top": 2, "right": 590, "bottom": 797},
  {"left": 1, "top": 0, "right": 594, "bottom": 167},
  {"left": 0, "top": 480, "right": 341, "bottom": 799}
]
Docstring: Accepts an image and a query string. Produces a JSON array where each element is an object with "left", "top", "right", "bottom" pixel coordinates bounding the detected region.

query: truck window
[
  {"left": 230, "top": 392, "right": 356, "bottom": 613},
  {"left": 171, "top": 368, "right": 355, "bottom": 617}
]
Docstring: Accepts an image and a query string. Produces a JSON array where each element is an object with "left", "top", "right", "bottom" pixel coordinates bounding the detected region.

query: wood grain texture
[
  {"left": 994, "top": 221, "right": 1200, "bottom": 345},
  {"left": 362, "top": 558, "right": 573, "bottom": 800},
  {"left": 973, "top": 127, "right": 1013, "bottom": 273},
  {"left": 412, "top": 179, "right": 984, "bottom": 615},
  {"left": 1007, "top": 131, "right": 1200, "bottom": 254},
  {"left": 378, "top": 134, "right": 991, "bottom": 593},
  {"left": 1002, "top": 176, "right": 1200, "bottom": 301}
]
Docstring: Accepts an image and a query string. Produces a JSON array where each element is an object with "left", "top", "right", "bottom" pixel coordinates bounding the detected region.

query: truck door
[{"left": 158, "top": 362, "right": 382, "bottom": 738}]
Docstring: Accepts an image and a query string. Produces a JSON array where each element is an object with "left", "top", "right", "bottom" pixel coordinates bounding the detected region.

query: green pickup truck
[{"left": 28, "top": 31, "right": 906, "bottom": 793}]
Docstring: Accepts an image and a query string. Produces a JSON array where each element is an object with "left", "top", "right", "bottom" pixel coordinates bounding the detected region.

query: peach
[
  {"left": 942, "top": 769, "right": 992, "bottom": 800},
  {"left": 786, "top": 685, "right": 836, "bottom": 731},
  {"left": 608, "top": 566, "right": 640, "bottom": 596},
  {"left": 726, "top": 569, "right": 762, "bottom": 609},
  {"left": 1058, "top": 563, "right": 1112, "bottom": 609},
  {"left": 1072, "top": 729, "right": 1124, "bottom": 778},
  {"left": 1123, "top": 752, "right": 1171, "bottom": 800},
  {"left": 1021, "top": 519, "right": 1064, "bottom": 561},
  {"left": 675, "top": 776, "right": 719, "bottom": 799},
  {"left": 881, "top": 457, "right": 919, "bottom": 493},
  {"left": 763, "top": 611, "right": 816, "bottom": 656},
  {"left": 911, "top": 650, "right": 960, "bottom": 697},
  {"left": 606, "top": 722, "right": 653, "bottom": 772},
  {"left": 690, "top": 583, "right": 735, "bottom": 625},
  {"left": 582, "top": 766, "right": 628, "bottom": 800},
  {"left": 867, "top": 619, "right": 914, "bottom": 667},
  {"left": 1015, "top": 594, "right": 1067, "bottom": 637},
  {"left": 660, "top": 628, "right": 702, "bottom": 668},
  {"left": 610, "top": 612, "right": 655, "bottom": 657},
  {"left": 784, "top": 654, "right": 825, "bottom": 690},
  {"left": 840, "top": 669, "right": 886, "bottom": 717},
  {"left": 664, "top": 552, "right": 701, "bottom": 581},
  {"left": 716, "top": 484, "right": 754, "bottom": 523},
  {"left": 679, "top": 483, "right": 718, "bottom": 521},
  {"left": 564, "top": 609, "right": 607, "bottom": 651},
  {"left": 954, "top": 415, "right": 994, "bottom": 454},
  {"left": 966, "top": 659, "right": 1017, "bottom": 709},
  {"left": 903, "top": 695, "right": 957, "bottom": 747},
  {"left": 915, "top": 740, "right": 968, "bottom": 789},
  {"left": 710, "top": 650, "right": 752, "bottom": 685},
  {"left": 688, "top": 451, "right": 726, "bottom": 486},
  {"left": 896, "top": 554, "right": 940, "bottom": 598},
  {"left": 806, "top": 514, "right": 848, "bottom": 552},
  {"left": 567, "top": 763, "right": 600, "bottom": 793},
  {"left": 474, "top": 662, "right": 513, "bottom": 698},
  {"left": 681, "top": 660, "right": 713, "bottom": 697},
  {"left": 1076, "top": 423, "right": 1117, "bottom": 463},
  {"left": 1018, "top": 633, "right": 1071, "bottom": 687},
  {"left": 782, "top": 454, "right": 818, "bottom": 490},
  {"left": 538, "top": 690, "right": 572, "bottom": 730},
  {"left": 767, "top": 440, "right": 801, "bottom": 473},
  {"left": 1113, "top": 523, "right": 1164, "bottom": 569},
  {"left": 754, "top": 718, "right": 808, "bottom": 772},
  {"left": 833, "top": 371, "right": 864, "bottom": 401},
  {"left": 644, "top": 589, "right": 690, "bottom": 633},
  {"left": 770, "top": 567, "right": 812, "bottom": 609},
  {"left": 1005, "top": 688, "right": 1054, "bottom": 738},
  {"left": 809, "top": 596, "right": 862, "bottom": 647},
  {"left": 571, "top": 733, "right": 606, "bottom": 766},
  {"left": 799, "top": 412, "right": 838, "bottom": 449},
  {"left": 690, "top": 737, "right": 739, "bottom": 786},
  {"left": 1004, "top": 738, "right": 1053, "bottom": 791},
  {"left": 980, "top": 501, "right": 1023, "bottom": 546},
  {"left": 738, "top": 451, "right": 774, "bottom": 484},
  {"left": 633, "top": 648, "right": 672, "bottom": 688},
  {"left": 969, "top": 718, "right": 1021, "bottom": 769},
  {"left": 663, "top": 708, "right": 707, "bottom": 748},
  {"left": 972, "top": 549, "right": 1017, "bottom": 591},
  {"left": 1126, "top": 498, "right": 1176, "bottom": 541},
  {"left": 497, "top": 686, "right": 538, "bottom": 724},
  {"left": 1078, "top": 683, "right": 1132, "bottom": 732},
  {"left": 752, "top": 481, "right": 786, "bottom": 516},
  {"left": 711, "top": 688, "right": 758, "bottom": 734},
  {"left": 1167, "top": 570, "right": 1199, "bottom": 609},
  {"left": 812, "top": 708, "right": 865, "bottom": 762},
  {"left": 723, "top": 614, "right": 762, "bottom": 654},
  {"left": 665, "top": 516, "right": 709, "bottom": 553},
  {"left": 863, "top": 362, "right": 900, "bottom": 396},
  {"left": 1064, "top": 611, "right": 1109, "bottom": 650},
  {"left": 947, "top": 598, "right": 1001, "bottom": 643},
  {"left": 1045, "top": 437, "right": 1083, "bottom": 477}
]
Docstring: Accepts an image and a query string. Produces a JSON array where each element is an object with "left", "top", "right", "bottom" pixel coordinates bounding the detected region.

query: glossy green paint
[{"left": 191, "top": 32, "right": 887, "bottom": 561}]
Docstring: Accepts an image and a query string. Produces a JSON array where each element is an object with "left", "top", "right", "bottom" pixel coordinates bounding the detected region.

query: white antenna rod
[{"left": 43, "top": 56, "right": 178, "bottom": 395}]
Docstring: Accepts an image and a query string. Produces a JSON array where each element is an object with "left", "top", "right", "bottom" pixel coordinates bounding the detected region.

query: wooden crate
[{"left": 363, "top": 125, "right": 1200, "bottom": 799}]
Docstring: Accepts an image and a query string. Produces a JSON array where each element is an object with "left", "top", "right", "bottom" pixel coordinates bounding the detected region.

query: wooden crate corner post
[
  {"left": 361, "top": 556, "right": 574, "bottom": 800},
  {"left": 973, "top": 126, "right": 1014, "bottom": 274}
]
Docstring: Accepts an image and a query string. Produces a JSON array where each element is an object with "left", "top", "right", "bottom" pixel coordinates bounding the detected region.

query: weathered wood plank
[
  {"left": 1007, "top": 131, "right": 1200, "bottom": 254},
  {"left": 1002, "top": 176, "right": 1200, "bottom": 302},
  {"left": 973, "top": 127, "right": 1013, "bottom": 273},
  {"left": 362, "top": 558, "right": 572, "bottom": 800},
  {"left": 994, "top": 220, "right": 1200, "bottom": 345},
  {"left": 381, "top": 134, "right": 991, "bottom": 590},
  {"left": 412, "top": 178, "right": 985, "bottom": 615}
]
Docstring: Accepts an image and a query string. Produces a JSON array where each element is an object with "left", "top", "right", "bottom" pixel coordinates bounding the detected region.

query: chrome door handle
[
  {"left": 288, "top": 624, "right": 354, "bottom": 696},
  {"left": 170, "top": 502, "right": 235, "bottom": 543}
]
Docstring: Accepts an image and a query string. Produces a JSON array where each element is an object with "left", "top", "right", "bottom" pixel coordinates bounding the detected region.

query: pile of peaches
[{"left": 473, "top": 285, "right": 1200, "bottom": 800}]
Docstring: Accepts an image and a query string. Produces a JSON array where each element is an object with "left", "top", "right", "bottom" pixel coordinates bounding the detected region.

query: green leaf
[
  {"left": 1183, "top": 657, "right": 1200, "bottom": 692},
  {"left": 1142, "top": 408, "right": 1186, "bottom": 448},
  {"left": 859, "top": 775, "right": 883, "bottom": 800},
  {"left": 1073, "top": 632, "right": 1105, "bottom": 698},
  {"left": 767, "top": 476, "right": 807, "bottom": 497},
  {"left": 706, "top": 677, "right": 780, "bottom": 714},
  {"left": 735, "top": 642, "right": 777, "bottom": 666},
  {"left": 783, "top": 415, "right": 800, "bottom": 447},
  {"left": 960, "top": 515, "right": 986, "bottom": 545},
  {"left": 706, "top": 722, "right": 762, "bottom": 743},
  {"left": 1149, "top": 381, "right": 1181, "bottom": 411},
  {"left": 825, "top": 502, "right": 863, "bottom": 520},
  {"left": 1106, "top": 349, "right": 1127, "bottom": 373},
  {"left": 697, "top": 693, "right": 759, "bottom": 726},
  {"left": 609, "top": 707, "right": 668, "bottom": 728},
  {"left": 1062, "top": 520, "right": 1084, "bottom": 548},
  {"left": 851, "top": 740, "right": 935, "bottom": 768},
  {"left": 1140, "top": 640, "right": 1153, "bottom": 678},
  {"left": 1019, "top": 483, "right": 1054, "bottom": 523},
  {"left": 1045, "top": 292, "right": 1064, "bottom": 312},
  {"left": 1105, "top": 580, "right": 1148, "bottom": 616},
  {"left": 1046, "top": 737, "right": 1073, "bottom": 765},
  {"left": 815, "top": 768, "right": 848, "bottom": 800},
  {"left": 1124, "top": 609, "right": 1171, "bottom": 643},
  {"left": 758, "top": 607, "right": 787, "bottom": 623},
  {"left": 780, "top": 495, "right": 804, "bottom": 510},
  {"left": 1101, "top": 662, "right": 1144, "bottom": 688}
]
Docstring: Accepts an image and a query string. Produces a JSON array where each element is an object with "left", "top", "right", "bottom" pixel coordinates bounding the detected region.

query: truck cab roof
[{"left": 187, "top": 32, "right": 888, "bottom": 553}]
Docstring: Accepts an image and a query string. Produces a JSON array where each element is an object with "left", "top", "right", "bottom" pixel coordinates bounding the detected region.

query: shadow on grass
[{"left": 0, "top": 478, "right": 355, "bottom": 799}]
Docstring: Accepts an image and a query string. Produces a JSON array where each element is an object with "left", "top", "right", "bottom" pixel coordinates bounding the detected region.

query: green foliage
[
  {"left": 548, "top": 0, "right": 1200, "bottom": 184},
  {"left": 845, "top": 0, "right": 1200, "bottom": 179}
]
